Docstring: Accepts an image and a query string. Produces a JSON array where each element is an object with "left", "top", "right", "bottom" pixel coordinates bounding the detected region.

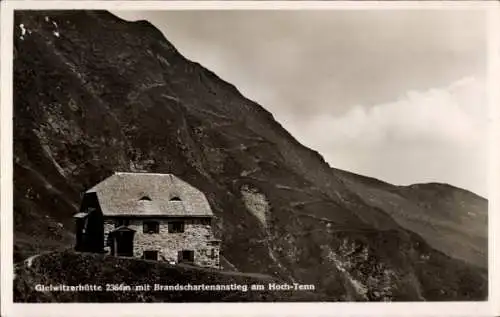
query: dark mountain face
[{"left": 13, "top": 10, "right": 487, "bottom": 301}]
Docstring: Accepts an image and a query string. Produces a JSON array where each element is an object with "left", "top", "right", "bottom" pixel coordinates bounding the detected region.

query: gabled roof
[{"left": 85, "top": 172, "right": 213, "bottom": 217}]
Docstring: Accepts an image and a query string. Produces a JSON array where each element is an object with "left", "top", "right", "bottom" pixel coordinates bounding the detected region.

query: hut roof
[{"left": 85, "top": 172, "right": 213, "bottom": 217}]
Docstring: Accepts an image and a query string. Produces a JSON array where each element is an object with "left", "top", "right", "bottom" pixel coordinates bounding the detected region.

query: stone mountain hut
[{"left": 73, "top": 172, "right": 221, "bottom": 269}]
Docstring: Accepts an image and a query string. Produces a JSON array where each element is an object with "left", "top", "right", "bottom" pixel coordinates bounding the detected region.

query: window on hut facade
[
  {"left": 178, "top": 250, "right": 194, "bottom": 263},
  {"left": 170, "top": 196, "right": 182, "bottom": 201},
  {"left": 143, "top": 250, "right": 159, "bottom": 261},
  {"left": 115, "top": 219, "right": 130, "bottom": 227},
  {"left": 168, "top": 221, "right": 185, "bottom": 233},
  {"left": 201, "top": 218, "right": 211, "bottom": 226},
  {"left": 210, "top": 248, "right": 216, "bottom": 259},
  {"left": 143, "top": 220, "right": 160, "bottom": 234}
]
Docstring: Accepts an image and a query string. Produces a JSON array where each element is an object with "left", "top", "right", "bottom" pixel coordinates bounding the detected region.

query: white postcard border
[{"left": 1, "top": 1, "right": 499, "bottom": 317}]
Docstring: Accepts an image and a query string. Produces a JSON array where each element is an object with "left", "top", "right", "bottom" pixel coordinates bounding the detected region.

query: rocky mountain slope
[
  {"left": 13, "top": 10, "right": 487, "bottom": 301},
  {"left": 335, "top": 171, "right": 487, "bottom": 269}
]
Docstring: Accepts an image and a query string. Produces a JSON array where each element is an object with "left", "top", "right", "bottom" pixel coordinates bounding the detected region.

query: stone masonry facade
[{"left": 103, "top": 218, "right": 220, "bottom": 268}]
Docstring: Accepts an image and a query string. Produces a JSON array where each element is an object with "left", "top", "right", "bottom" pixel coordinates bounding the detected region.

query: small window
[
  {"left": 115, "top": 219, "right": 130, "bottom": 227},
  {"left": 201, "top": 218, "right": 211, "bottom": 226},
  {"left": 178, "top": 250, "right": 194, "bottom": 263},
  {"left": 139, "top": 196, "right": 152, "bottom": 201},
  {"left": 143, "top": 221, "right": 159, "bottom": 234},
  {"left": 168, "top": 221, "right": 185, "bottom": 233},
  {"left": 170, "top": 196, "right": 182, "bottom": 201},
  {"left": 143, "top": 250, "right": 158, "bottom": 261}
]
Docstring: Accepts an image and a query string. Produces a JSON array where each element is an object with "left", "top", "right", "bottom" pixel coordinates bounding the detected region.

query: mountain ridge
[{"left": 13, "top": 10, "right": 487, "bottom": 301}]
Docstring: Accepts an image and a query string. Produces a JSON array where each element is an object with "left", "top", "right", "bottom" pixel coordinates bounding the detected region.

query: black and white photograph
[{"left": 1, "top": 1, "right": 499, "bottom": 316}]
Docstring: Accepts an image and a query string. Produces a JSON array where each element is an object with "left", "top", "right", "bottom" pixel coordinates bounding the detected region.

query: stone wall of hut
[{"left": 103, "top": 217, "right": 220, "bottom": 268}]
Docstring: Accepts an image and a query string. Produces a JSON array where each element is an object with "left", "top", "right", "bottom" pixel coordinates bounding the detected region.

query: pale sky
[{"left": 113, "top": 9, "right": 489, "bottom": 197}]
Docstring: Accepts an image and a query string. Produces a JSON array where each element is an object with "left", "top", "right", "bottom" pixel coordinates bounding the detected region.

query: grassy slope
[{"left": 14, "top": 251, "right": 322, "bottom": 302}]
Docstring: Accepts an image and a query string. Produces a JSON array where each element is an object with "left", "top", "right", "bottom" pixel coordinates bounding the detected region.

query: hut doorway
[{"left": 110, "top": 227, "right": 136, "bottom": 257}]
